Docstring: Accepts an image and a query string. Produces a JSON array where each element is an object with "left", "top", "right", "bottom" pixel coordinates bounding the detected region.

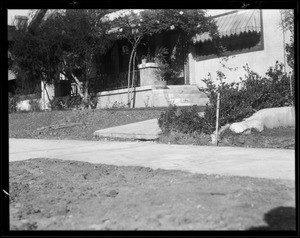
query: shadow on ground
[{"left": 249, "top": 206, "right": 296, "bottom": 230}]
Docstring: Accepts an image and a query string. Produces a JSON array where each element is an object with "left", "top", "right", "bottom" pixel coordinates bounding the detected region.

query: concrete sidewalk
[
  {"left": 94, "top": 119, "right": 161, "bottom": 140},
  {"left": 9, "top": 138, "right": 295, "bottom": 180}
]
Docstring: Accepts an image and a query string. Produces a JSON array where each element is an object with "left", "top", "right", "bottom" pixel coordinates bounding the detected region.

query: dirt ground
[{"left": 9, "top": 158, "right": 295, "bottom": 230}]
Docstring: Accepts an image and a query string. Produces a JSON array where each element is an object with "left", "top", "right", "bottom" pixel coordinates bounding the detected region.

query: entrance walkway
[
  {"left": 94, "top": 119, "right": 160, "bottom": 140},
  {"left": 9, "top": 138, "right": 295, "bottom": 180}
]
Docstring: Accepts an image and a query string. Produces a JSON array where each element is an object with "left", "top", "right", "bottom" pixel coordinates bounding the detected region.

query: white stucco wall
[
  {"left": 190, "top": 10, "right": 292, "bottom": 88},
  {"left": 97, "top": 86, "right": 154, "bottom": 108}
]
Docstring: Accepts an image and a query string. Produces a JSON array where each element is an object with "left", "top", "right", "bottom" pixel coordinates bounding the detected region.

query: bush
[
  {"left": 201, "top": 71, "right": 254, "bottom": 134},
  {"left": 201, "top": 62, "right": 294, "bottom": 134},
  {"left": 111, "top": 101, "right": 126, "bottom": 109},
  {"left": 29, "top": 99, "right": 41, "bottom": 112},
  {"left": 50, "top": 95, "right": 82, "bottom": 110},
  {"left": 89, "top": 95, "right": 98, "bottom": 109},
  {"left": 9, "top": 95, "right": 19, "bottom": 113},
  {"left": 158, "top": 130, "right": 211, "bottom": 145},
  {"left": 158, "top": 62, "right": 295, "bottom": 139},
  {"left": 158, "top": 105, "right": 211, "bottom": 135}
]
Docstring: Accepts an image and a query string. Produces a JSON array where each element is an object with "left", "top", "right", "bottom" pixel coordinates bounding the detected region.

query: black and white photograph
[{"left": 4, "top": 4, "right": 296, "bottom": 232}]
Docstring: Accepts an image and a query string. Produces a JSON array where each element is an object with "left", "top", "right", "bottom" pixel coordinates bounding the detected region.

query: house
[
  {"left": 189, "top": 9, "right": 293, "bottom": 88},
  {"left": 94, "top": 9, "right": 292, "bottom": 108},
  {"left": 9, "top": 9, "right": 293, "bottom": 110}
]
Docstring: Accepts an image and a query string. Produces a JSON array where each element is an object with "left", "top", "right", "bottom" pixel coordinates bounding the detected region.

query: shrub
[
  {"left": 111, "top": 101, "right": 126, "bottom": 109},
  {"left": 9, "top": 95, "right": 19, "bottom": 113},
  {"left": 50, "top": 95, "right": 82, "bottom": 110},
  {"left": 29, "top": 99, "right": 41, "bottom": 112},
  {"left": 158, "top": 105, "right": 211, "bottom": 135},
  {"left": 201, "top": 71, "right": 254, "bottom": 134},
  {"left": 158, "top": 130, "right": 211, "bottom": 145},
  {"left": 89, "top": 95, "right": 98, "bottom": 109},
  {"left": 158, "top": 62, "right": 294, "bottom": 139},
  {"left": 241, "top": 62, "right": 294, "bottom": 110},
  {"left": 201, "top": 62, "right": 294, "bottom": 134}
]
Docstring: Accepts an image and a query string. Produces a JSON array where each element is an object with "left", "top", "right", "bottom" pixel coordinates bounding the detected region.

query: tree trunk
[
  {"left": 127, "top": 36, "right": 142, "bottom": 108},
  {"left": 127, "top": 47, "right": 135, "bottom": 107},
  {"left": 84, "top": 77, "right": 89, "bottom": 107},
  {"left": 42, "top": 80, "right": 52, "bottom": 109},
  {"left": 83, "top": 52, "right": 93, "bottom": 108},
  {"left": 129, "top": 50, "right": 137, "bottom": 108}
]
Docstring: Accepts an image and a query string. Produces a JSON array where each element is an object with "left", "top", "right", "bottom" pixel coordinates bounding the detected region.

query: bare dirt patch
[{"left": 9, "top": 158, "right": 295, "bottom": 230}]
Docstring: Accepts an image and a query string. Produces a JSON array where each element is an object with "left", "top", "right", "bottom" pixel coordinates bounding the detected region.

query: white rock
[
  {"left": 244, "top": 106, "right": 295, "bottom": 129},
  {"left": 228, "top": 106, "right": 295, "bottom": 134},
  {"left": 244, "top": 119, "right": 264, "bottom": 132},
  {"left": 16, "top": 100, "right": 31, "bottom": 111},
  {"left": 229, "top": 122, "right": 248, "bottom": 133}
]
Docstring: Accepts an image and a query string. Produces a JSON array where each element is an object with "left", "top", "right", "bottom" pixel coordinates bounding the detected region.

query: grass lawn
[{"left": 9, "top": 108, "right": 295, "bottom": 149}]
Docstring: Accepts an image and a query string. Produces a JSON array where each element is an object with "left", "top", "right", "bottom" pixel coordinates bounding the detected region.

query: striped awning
[{"left": 194, "top": 9, "right": 261, "bottom": 43}]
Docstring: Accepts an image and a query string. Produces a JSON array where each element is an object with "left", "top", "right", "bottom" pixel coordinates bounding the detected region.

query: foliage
[
  {"left": 50, "top": 95, "right": 82, "bottom": 110},
  {"left": 111, "top": 101, "right": 127, "bottom": 109},
  {"left": 201, "top": 61, "right": 294, "bottom": 134},
  {"left": 11, "top": 10, "right": 114, "bottom": 103},
  {"left": 158, "top": 130, "right": 211, "bottom": 145},
  {"left": 29, "top": 99, "right": 42, "bottom": 112},
  {"left": 158, "top": 105, "right": 211, "bottom": 135},
  {"left": 158, "top": 61, "right": 294, "bottom": 137},
  {"left": 110, "top": 9, "right": 220, "bottom": 106},
  {"left": 9, "top": 95, "right": 19, "bottom": 113},
  {"left": 285, "top": 42, "right": 294, "bottom": 70},
  {"left": 280, "top": 10, "right": 294, "bottom": 70},
  {"left": 153, "top": 47, "right": 178, "bottom": 82}
]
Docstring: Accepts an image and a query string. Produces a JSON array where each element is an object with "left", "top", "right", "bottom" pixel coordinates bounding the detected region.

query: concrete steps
[{"left": 152, "top": 85, "right": 209, "bottom": 107}]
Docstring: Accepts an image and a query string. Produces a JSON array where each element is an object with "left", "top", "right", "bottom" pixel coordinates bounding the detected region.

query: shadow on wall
[{"left": 248, "top": 206, "right": 296, "bottom": 230}]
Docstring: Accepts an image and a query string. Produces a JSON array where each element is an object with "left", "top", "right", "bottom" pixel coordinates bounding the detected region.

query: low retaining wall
[
  {"left": 96, "top": 86, "right": 154, "bottom": 108},
  {"left": 16, "top": 85, "right": 209, "bottom": 111},
  {"left": 96, "top": 85, "right": 209, "bottom": 109}
]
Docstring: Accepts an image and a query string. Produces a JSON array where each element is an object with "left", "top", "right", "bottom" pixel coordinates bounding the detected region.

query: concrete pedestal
[{"left": 138, "top": 63, "right": 160, "bottom": 86}]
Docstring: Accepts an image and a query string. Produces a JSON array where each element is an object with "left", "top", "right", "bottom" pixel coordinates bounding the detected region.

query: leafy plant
[
  {"left": 158, "top": 105, "right": 211, "bottom": 135},
  {"left": 158, "top": 130, "right": 211, "bottom": 145},
  {"left": 29, "top": 99, "right": 42, "bottom": 112},
  {"left": 201, "top": 61, "right": 295, "bottom": 134},
  {"left": 111, "top": 101, "right": 126, "bottom": 109},
  {"left": 50, "top": 95, "right": 82, "bottom": 110},
  {"left": 153, "top": 47, "right": 177, "bottom": 82},
  {"left": 8, "top": 95, "right": 20, "bottom": 113},
  {"left": 11, "top": 10, "right": 113, "bottom": 105},
  {"left": 158, "top": 61, "right": 295, "bottom": 139},
  {"left": 280, "top": 10, "right": 294, "bottom": 70},
  {"left": 110, "top": 9, "right": 220, "bottom": 106}
]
